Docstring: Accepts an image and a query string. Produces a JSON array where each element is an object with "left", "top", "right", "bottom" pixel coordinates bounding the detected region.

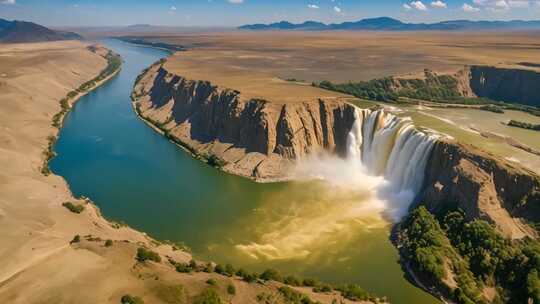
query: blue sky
[{"left": 1, "top": 0, "right": 539, "bottom": 27}]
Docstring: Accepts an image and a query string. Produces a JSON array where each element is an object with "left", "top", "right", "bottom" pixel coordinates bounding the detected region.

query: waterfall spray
[{"left": 346, "top": 108, "right": 438, "bottom": 220}]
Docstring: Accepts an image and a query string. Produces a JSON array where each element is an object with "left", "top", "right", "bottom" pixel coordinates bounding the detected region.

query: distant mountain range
[
  {"left": 0, "top": 19, "right": 82, "bottom": 43},
  {"left": 239, "top": 17, "right": 540, "bottom": 31}
]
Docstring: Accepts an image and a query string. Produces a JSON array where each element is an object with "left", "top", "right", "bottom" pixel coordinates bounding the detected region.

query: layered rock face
[
  {"left": 469, "top": 65, "right": 540, "bottom": 107},
  {"left": 421, "top": 140, "right": 540, "bottom": 238},
  {"left": 132, "top": 63, "right": 356, "bottom": 181}
]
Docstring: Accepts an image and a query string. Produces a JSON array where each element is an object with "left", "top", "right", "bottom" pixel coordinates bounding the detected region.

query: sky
[{"left": 0, "top": 0, "right": 539, "bottom": 27}]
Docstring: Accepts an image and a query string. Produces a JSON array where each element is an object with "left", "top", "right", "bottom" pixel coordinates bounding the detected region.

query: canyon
[{"left": 133, "top": 56, "right": 540, "bottom": 240}]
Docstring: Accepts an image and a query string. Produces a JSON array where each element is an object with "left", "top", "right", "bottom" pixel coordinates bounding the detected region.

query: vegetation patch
[
  {"left": 62, "top": 202, "right": 85, "bottom": 214},
  {"left": 479, "top": 104, "right": 504, "bottom": 113},
  {"left": 278, "top": 286, "right": 319, "bottom": 304},
  {"left": 136, "top": 247, "right": 161, "bottom": 263},
  {"left": 226, "top": 284, "right": 236, "bottom": 295},
  {"left": 194, "top": 288, "right": 223, "bottom": 304},
  {"left": 399, "top": 206, "right": 540, "bottom": 304},
  {"left": 154, "top": 284, "right": 186, "bottom": 304},
  {"left": 70, "top": 235, "right": 80, "bottom": 244},
  {"left": 507, "top": 120, "right": 540, "bottom": 131},
  {"left": 121, "top": 294, "right": 145, "bottom": 304},
  {"left": 105, "top": 239, "right": 113, "bottom": 247}
]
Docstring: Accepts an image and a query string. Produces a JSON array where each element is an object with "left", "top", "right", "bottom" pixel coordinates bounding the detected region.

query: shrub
[
  {"left": 121, "top": 294, "right": 144, "bottom": 304},
  {"left": 206, "top": 278, "right": 217, "bottom": 286},
  {"left": 70, "top": 234, "right": 80, "bottom": 244},
  {"left": 105, "top": 239, "right": 113, "bottom": 247},
  {"left": 155, "top": 285, "right": 185, "bottom": 304},
  {"left": 260, "top": 268, "right": 282, "bottom": 282},
  {"left": 175, "top": 263, "right": 192, "bottom": 273},
  {"left": 194, "top": 288, "right": 222, "bottom": 304},
  {"left": 278, "top": 286, "right": 317, "bottom": 304},
  {"left": 136, "top": 247, "right": 161, "bottom": 263},
  {"left": 301, "top": 278, "right": 320, "bottom": 287},
  {"left": 227, "top": 284, "right": 236, "bottom": 295},
  {"left": 313, "top": 284, "right": 332, "bottom": 293},
  {"left": 62, "top": 202, "right": 85, "bottom": 214},
  {"left": 284, "top": 275, "right": 302, "bottom": 286},
  {"left": 223, "top": 264, "right": 235, "bottom": 276},
  {"left": 204, "top": 262, "right": 214, "bottom": 273},
  {"left": 335, "top": 284, "right": 371, "bottom": 301},
  {"left": 214, "top": 264, "right": 225, "bottom": 275}
]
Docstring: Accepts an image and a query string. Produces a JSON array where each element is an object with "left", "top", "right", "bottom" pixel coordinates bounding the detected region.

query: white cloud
[
  {"left": 472, "top": 0, "right": 535, "bottom": 9},
  {"left": 410, "top": 0, "right": 428, "bottom": 10},
  {"left": 333, "top": 6, "right": 342, "bottom": 13},
  {"left": 431, "top": 0, "right": 448, "bottom": 8},
  {"left": 403, "top": 3, "right": 412, "bottom": 9},
  {"left": 307, "top": 4, "right": 320, "bottom": 9},
  {"left": 228, "top": 0, "right": 243, "bottom": 3},
  {"left": 462, "top": 3, "right": 481, "bottom": 11},
  {"left": 170, "top": 6, "right": 177, "bottom": 11},
  {"left": 0, "top": 0, "right": 15, "bottom": 4}
]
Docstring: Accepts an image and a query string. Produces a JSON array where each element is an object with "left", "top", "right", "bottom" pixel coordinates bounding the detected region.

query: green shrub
[
  {"left": 284, "top": 275, "right": 302, "bottom": 286},
  {"left": 206, "top": 278, "right": 217, "bottom": 286},
  {"left": 105, "top": 239, "right": 113, "bottom": 247},
  {"left": 194, "top": 288, "right": 222, "bottom": 304},
  {"left": 70, "top": 234, "right": 80, "bottom": 244},
  {"left": 260, "top": 268, "right": 282, "bottom": 282},
  {"left": 301, "top": 278, "right": 320, "bottom": 287},
  {"left": 121, "top": 294, "right": 144, "bottom": 304},
  {"left": 313, "top": 284, "right": 332, "bottom": 293},
  {"left": 155, "top": 285, "right": 185, "bottom": 304},
  {"left": 62, "top": 202, "right": 85, "bottom": 214},
  {"left": 278, "top": 286, "right": 318, "bottom": 304},
  {"left": 204, "top": 263, "right": 214, "bottom": 273},
  {"left": 136, "top": 247, "right": 161, "bottom": 263},
  {"left": 175, "top": 263, "right": 192, "bottom": 273},
  {"left": 227, "top": 284, "right": 236, "bottom": 295}
]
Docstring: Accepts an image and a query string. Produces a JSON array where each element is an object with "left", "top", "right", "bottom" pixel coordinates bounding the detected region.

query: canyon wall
[
  {"left": 132, "top": 63, "right": 356, "bottom": 181},
  {"left": 468, "top": 65, "right": 540, "bottom": 107},
  {"left": 133, "top": 60, "right": 540, "bottom": 237},
  {"left": 421, "top": 140, "right": 540, "bottom": 238}
]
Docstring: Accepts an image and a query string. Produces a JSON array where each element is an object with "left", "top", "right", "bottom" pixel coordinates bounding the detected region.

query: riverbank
[{"left": 41, "top": 46, "right": 122, "bottom": 176}]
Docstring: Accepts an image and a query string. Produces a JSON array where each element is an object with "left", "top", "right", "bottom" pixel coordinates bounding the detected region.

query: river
[{"left": 50, "top": 39, "right": 438, "bottom": 304}]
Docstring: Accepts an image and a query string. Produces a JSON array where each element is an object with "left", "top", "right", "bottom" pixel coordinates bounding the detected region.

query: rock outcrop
[
  {"left": 468, "top": 65, "right": 540, "bottom": 107},
  {"left": 132, "top": 62, "right": 356, "bottom": 181},
  {"left": 421, "top": 139, "right": 540, "bottom": 238}
]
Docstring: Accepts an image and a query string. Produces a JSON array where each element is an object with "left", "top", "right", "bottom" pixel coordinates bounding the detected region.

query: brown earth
[
  {"left": 117, "top": 30, "right": 540, "bottom": 83},
  {"left": 0, "top": 41, "right": 370, "bottom": 304}
]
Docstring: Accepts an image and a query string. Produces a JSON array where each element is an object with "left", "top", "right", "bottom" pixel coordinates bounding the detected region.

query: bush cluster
[
  {"left": 136, "top": 247, "right": 161, "bottom": 263},
  {"left": 401, "top": 206, "right": 540, "bottom": 304},
  {"left": 120, "top": 294, "right": 144, "bottom": 304},
  {"left": 508, "top": 120, "right": 540, "bottom": 131},
  {"left": 62, "top": 202, "right": 85, "bottom": 214}
]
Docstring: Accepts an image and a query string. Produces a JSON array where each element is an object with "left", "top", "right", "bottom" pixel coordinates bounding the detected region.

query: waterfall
[{"left": 346, "top": 108, "right": 438, "bottom": 219}]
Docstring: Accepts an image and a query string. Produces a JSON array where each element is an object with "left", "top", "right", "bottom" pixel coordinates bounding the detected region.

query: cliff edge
[
  {"left": 132, "top": 61, "right": 356, "bottom": 182},
  {"left": 421, "top": 139, "right": 540, "bottom": 238}
]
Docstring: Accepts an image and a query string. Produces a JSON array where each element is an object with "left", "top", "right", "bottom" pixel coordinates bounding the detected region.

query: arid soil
[{"left": 122, "top": 31, "right": 540, "bottom": 82}]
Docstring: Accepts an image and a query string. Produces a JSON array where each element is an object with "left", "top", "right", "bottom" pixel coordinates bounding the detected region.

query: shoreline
[{"left": 41, "top": 47, "right": 122, "bottom": 175}]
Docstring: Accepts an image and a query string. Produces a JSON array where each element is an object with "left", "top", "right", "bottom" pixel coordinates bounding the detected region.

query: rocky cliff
[
  {"left": 132, "top": 62, "right": 356, "bottom": 181},
  {"left": 421, "top": 139, "right": 540, "bottom": 238},
  {"left": 468, "top": 65, "right": 540, "bottom": 107}
]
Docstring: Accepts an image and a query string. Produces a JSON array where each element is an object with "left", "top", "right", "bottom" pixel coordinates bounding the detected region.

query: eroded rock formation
[
  {"left": 132, "top": 62, "right": 356, "bottom": 181},
  {"left": 421, "top": 140, "right": 540, "bottom": 238}
]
